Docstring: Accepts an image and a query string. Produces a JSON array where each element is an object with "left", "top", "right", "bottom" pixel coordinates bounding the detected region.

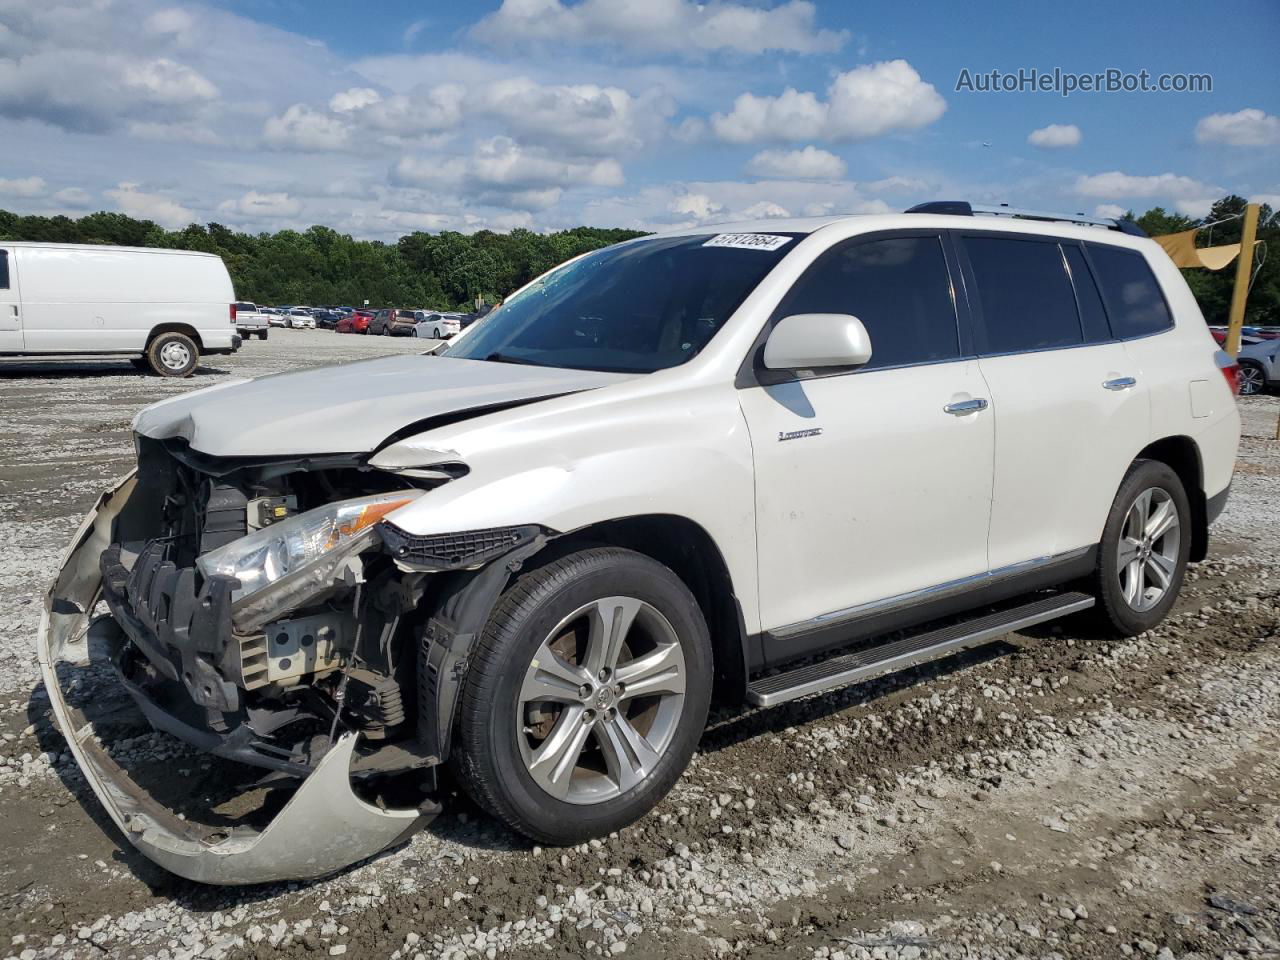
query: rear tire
[
  {"left": 1238, "top": 360, "right": 1265, "bottom": 396},
  {"left": 451, "top": 547, "right": 712, "bottom": 845},
  {"left": 145, "top": 331, "right": 199, "bottom": 378},
  {"left": 257, "top": 330, "right": 268, "bottom": 341},
  {"left": 1091, "top": 459, "right": 1191, "bottom": 636}
]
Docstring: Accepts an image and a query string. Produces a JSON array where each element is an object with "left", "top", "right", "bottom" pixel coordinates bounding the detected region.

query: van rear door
[{"left": 0, "top": 248, "right": 22, "bottom": 351}]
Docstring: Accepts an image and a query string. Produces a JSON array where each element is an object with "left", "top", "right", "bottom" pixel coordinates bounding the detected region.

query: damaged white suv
[{"left": 42, "top": 203, "right": 1240, "bottom": 884}]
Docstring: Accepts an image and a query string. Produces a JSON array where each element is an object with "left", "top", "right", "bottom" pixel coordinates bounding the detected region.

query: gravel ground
[{"left": 1, "top": 331, "right": 1277, "bottom": 960}]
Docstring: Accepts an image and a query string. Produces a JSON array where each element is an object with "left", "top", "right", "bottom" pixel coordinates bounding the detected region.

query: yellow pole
[{"left": 1223, "top": 202, "right": 1259, "bottom": 357}]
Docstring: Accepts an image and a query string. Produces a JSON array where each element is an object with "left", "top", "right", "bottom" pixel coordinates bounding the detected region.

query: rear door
[
  {"left": 954, "top": 231, "right": 1150, "bottom": 569},
  {"left": 0, "top": 247, "right": 21, "bottom": 351}
]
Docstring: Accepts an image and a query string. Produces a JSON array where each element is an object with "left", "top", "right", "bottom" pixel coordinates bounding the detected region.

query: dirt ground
[{"left": 1, "top": 331, "right": 1278, "bottom": 960}]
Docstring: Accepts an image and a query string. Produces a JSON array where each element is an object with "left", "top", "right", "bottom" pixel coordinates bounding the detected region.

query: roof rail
[{"left": 904, "top": 200, "right": 1147, "bottom": 237}]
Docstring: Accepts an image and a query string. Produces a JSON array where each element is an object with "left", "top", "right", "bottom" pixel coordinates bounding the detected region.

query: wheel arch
[
  {"left": 146, "top": 322, "right": 204, "bottom": 351},
  {"left": 1135, "top": 435, "right": 1208, "bottom": 562},
  {"left": 543, "top": 514, "right": 751, "bottom": 704}
]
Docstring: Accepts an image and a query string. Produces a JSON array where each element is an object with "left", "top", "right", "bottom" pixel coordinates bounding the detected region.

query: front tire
[
  {"left": 1091, "top": 459, "right": 1191, "bottom": 636},
  {"left": 451, "top": 547, "right": 712, "bottom": 845},
  {"left": 145, "top": 331, "right": 199, "bottom": 377}
]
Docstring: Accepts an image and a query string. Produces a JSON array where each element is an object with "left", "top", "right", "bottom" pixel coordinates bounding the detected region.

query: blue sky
[{"left": 0, "top": 0, "right": 1276, "bottom": 239}]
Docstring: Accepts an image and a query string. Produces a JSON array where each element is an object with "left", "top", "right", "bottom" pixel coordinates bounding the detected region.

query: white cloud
[
  {"left": 670, "top": 193, "right": 724, "bottom": 221},
  {"left": 862, "top": 175, "right": 930, "bottom": 195},
  {"left": 104, "top": 182, "right": 195, "bottom": 228},
  {"left": 0, "top": 175, "right": 46, "bottom": 198},
  {"left": 393, "top": 137, "right": 624, "bottom": 210},
  {"left": 1094, "top": 204, "right": 1127, "bottom": 219},
  {"left": 263, "top": 103, "right": 352, "bottom": 151},
  {"left": 471, "top": 0, "right": 847, "bottom": 58},
  {"left": 219, "top": 190, "right": 303, "bottom": 220},
  {"left": 1075, "top": 171, "right": 1223, "bottom": 221},
  {"left": 329, "top": 87, "right": 381, "bottom": 113},
  {"left": 473, "top": 77, "right": 670, "bottom": 157},
  {"left": 1195, "top": 108, "right": 1280, "bottom": 147},
  {"left": 52, "top": 186, "right": 93, "bottom": 208},
  {"left": 128, "top": 120, "right": 220, "bottom": 145},
  {"left": 740, "top": 200, "right": 791, "bottom": 219},
  {"left": 746, "top": 146, "right": 845, "bottom": 180},
  {"left": 712, "top": 60, "right": 945, "bottom": 143},
  {"left": 1074, "top": 171, "right": 1221, "bottom": 200},
  {"left": 1027, "top": 123, "right": 1081, "bottom": 149}
]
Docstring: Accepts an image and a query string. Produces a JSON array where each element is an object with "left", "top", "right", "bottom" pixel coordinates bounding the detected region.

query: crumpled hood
[{"left": 133, "top": 353, "right": 634, "bottom": 457}]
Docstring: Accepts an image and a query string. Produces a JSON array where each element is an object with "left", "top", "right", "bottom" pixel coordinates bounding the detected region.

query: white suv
[{"left": 42, "top": 203, "right": 1240, "bottom": 884}]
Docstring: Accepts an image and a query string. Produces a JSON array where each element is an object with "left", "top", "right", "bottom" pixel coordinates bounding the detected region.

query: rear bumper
[{"left": 38, "top": 474, "right": 434, "bottom": 885}]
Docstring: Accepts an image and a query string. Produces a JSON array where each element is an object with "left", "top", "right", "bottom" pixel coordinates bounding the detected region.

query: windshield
[{"left": 447, "top": 233, "right": 798, "bottom": 373}]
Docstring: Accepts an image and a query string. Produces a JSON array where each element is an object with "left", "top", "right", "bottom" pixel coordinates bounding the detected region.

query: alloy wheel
[
  {"left": 517, "top": 596, "right": 686, "bottom": 804},
  {"left": 1116, "top": 487, "right": 1181, "bottom": 612},
  {"left": 1238, "top": 364, "right": 1264, "bottom": 396}
]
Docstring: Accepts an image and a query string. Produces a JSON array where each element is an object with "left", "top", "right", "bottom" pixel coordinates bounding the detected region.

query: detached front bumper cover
[{"left": 38, "top": 473, "right": 433, "bottom": 885}]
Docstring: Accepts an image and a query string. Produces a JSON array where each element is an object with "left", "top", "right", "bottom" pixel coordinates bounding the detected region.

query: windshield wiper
[{"left": 483, "top": 352, "right": 545, "bottom": 367}]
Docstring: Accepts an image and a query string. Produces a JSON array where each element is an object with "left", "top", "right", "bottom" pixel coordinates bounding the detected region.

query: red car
[{"left": 336, "top": 310, "right": 374, "bottom": 334}]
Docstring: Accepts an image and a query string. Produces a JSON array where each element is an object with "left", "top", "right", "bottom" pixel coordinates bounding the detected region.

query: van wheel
[
  {"left": 146, "top": 331, "right": 199, "bottom": 377},
  {"left": 451, "top": 547, "right": 712, "bottom": 845},
  {"left": 1091, "top": 459, "right": 1191, "bottom": 636}
]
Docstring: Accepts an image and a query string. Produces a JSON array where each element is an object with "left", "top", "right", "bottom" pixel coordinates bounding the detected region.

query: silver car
[{"left": 1238, "top": 337, "right": 1280, "bottom": 395}]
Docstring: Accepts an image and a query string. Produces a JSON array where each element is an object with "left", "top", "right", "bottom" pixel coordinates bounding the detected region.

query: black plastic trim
[
  {"left": 753, "top": 546, "right": 1098, "bottom": 670},
  {"left": 1206, "top": 484, "right": 1231, "bottom": 526}
]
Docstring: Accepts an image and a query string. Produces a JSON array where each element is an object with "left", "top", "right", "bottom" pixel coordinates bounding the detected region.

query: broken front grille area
[{"left": 377, "top": 521, "right": 548, "bottom": 570}]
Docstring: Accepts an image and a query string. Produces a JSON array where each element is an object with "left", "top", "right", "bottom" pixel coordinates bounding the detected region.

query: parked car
[
  {"left": 335, "top": 310, "right": 372, "bottom": 334},
  {"left": 1237, "top": 337, "right": 1280, "bottom": 395},
  {"left": 313, "top": 309, "right": 341, "bottom": 330},
  {"left": 233, "top": 301, "right": 270, "bottom": 341},
  {"left": 414, "top": 312, "right": 462, "bottom": 339},
  {"left": 0, "top": 242, "right": 240, "bottom": 376},
  {"left": 369, "top": 307, "right": 413, "bottom": 335},
  {"left": 43, "top": 203, "right": 1240, "bottom": 884},
  {"left": 286, "top": 308, "right": 316, "bottom": 329},
  {"left": 262, "top": 308, "right": 288, "bottom": 327}
]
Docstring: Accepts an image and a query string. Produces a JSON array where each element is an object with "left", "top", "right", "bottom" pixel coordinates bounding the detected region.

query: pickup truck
[{"left": 234, "top": 302, "right": 270, "bottom": 340}]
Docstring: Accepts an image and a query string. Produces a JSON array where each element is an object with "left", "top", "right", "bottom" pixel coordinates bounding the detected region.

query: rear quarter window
[
  {"left": 1086, "top": 244, "right": 1174, "bottom": 338},
  {"left": 0, "top": 250, "right": 8, "bottom": 290}
]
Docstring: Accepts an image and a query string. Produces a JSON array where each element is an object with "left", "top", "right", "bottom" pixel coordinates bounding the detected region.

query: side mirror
[{"left": 762, "top": 314, "right": 873, "bottom": 370}]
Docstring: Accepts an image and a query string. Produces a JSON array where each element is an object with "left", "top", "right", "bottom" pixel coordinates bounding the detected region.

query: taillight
[
  {"left": 230, "top": 303, "right": 237, "bottom": 324},
  {"left": 1214, "top": 349, "right": 1240, "bottom": 396}
]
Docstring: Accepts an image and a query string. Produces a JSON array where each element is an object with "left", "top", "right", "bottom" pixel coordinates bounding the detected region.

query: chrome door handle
[
  {"left": 1103, "top": 376, "right": 1137, "bottom": 391},
  {"left": 943, "top": 397, "right": 988, "bottom": 415}
]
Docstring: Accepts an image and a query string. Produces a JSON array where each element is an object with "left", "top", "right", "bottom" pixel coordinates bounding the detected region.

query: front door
[
  {"left": 0, "top": 248, "right": 22, "bottom": 351},
  {"left": 738, "top": 232, "right": 994, "bottom": 656}
]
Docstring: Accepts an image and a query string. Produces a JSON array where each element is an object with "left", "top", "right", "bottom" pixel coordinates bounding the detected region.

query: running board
[{"left": 746, "top": 592, "right": 1095, "bottom": 707}]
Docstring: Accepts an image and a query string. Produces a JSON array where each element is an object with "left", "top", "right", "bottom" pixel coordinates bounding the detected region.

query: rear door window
[
  {"left": 962, "top": 235, "right": 1082, "bottom": 354},
  {"left": 1062, "top": 245, "right": 1112, "bottom": 343},
  {"left": 773, "top": 234, "right": 961, "bottom": 370},
  {"left": 1086, "top": 244, "right": 1173, "bottom": 338}
]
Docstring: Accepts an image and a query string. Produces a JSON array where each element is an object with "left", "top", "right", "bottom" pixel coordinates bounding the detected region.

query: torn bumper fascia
[{"left": 38, "top": 472, "right": 433, "bottom": 885}]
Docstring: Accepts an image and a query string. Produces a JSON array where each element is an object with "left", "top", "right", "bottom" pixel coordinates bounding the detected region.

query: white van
[{"left": 0, "top": 242, "right": 241, "bottom": 376}]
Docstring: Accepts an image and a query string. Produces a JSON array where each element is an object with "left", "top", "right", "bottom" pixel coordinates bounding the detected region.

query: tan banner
[{"left": 1154, "top": 228, "right": 1252, "bottom": 271}]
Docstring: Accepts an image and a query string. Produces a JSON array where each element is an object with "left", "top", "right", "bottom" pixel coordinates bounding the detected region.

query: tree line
[
  {"left": 0, "top": 209, "right": 645, "bottom": 311},
  {"left": 1, "top": 195, "right": 1276, "bottom": 324}
]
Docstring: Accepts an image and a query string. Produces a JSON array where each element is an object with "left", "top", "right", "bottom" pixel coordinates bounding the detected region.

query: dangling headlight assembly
[{"left": 197, "top": 490, "right": 423, "bottom": 602}]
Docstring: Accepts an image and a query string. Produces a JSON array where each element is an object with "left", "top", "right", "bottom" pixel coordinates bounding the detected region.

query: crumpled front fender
[{"left": 37, "top": 472, "right": 432, "bottom": 885}]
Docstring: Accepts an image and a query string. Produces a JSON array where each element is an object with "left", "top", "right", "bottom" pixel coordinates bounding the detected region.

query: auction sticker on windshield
[{"left": 702, "top": 233, "right": 793, "bottom": 252}]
